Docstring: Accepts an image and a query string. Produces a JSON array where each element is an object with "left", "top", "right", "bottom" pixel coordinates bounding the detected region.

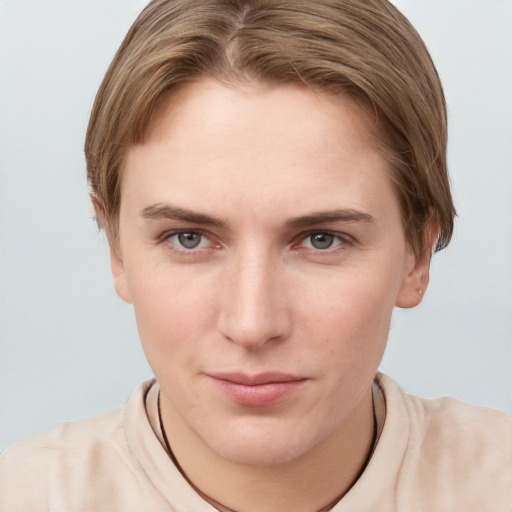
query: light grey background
[{"left": 1, "top": 0, "right": 511, "bottom": 450}]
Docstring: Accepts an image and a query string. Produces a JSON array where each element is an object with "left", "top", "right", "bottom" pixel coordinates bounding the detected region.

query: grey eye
[
  {"left": 309, "top": 233, "right": 335, "bottom": 249},
  {"left": 177, "top": 232, "right": 202, "bottom": 249}
]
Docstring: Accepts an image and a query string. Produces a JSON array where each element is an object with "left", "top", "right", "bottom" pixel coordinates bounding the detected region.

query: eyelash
[{"left": 158, "top": 229, "right": 353, "bottom": 255}]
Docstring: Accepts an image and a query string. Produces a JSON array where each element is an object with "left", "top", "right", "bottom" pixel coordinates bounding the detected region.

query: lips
[{"left": 207, "top": 372, "right": 308, "bottom": 407}]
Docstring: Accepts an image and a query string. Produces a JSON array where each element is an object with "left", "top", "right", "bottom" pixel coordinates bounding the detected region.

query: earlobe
[
  {"left": 395, "top": 255, "right": 430, "bottom": 308},
  {"left": 110, "top": 245, "right": 133, "bottom": 304}
]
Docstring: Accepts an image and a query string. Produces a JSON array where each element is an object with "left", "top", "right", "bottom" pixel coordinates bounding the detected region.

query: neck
[{"left": 159, "top": 386, "right": 380, "bottom": 512}]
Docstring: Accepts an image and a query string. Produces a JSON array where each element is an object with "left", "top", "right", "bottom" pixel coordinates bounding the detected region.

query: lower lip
[{"left": 211, "top": 378, "right": 307, "bottom": 407}]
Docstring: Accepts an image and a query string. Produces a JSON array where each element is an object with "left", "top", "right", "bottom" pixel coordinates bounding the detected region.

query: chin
[
  {"left": 203, "top": 419, "right": 326, "bottom": 467},
  {"left": 218, "top": 441, "right": 308, "bottom": 467}
]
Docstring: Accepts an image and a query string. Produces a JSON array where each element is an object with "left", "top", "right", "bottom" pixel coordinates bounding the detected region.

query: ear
[
  {"left": 395, "top": 220, "right": 439, "bottom": 309},
  {"left": 109, "top": 244, "right": 133, "bottom": 304},
  {"left": 91, "top": 194, "right": 133, "bottom": 304},
  {"left": 90, "top": 194, "right": 107, "bottom": 230}
]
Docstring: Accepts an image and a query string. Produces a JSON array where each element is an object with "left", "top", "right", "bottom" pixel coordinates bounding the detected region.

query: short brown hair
[{"left": 85, "top": 0, "right": 455, "bottom": 256}]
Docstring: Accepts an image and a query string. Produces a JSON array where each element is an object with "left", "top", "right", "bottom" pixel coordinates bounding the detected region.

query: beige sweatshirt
[{"left": 1, "top": 374, "right": 511, "bottom": 511}]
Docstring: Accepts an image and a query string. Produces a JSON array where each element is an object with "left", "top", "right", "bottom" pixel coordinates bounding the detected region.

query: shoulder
[
  {"left": 402, "top": 381, "right": 512, "bottom": 465},
  {"left": 0, "top": 381, "right": 155, "bottom": 512},
  {"left": 0, "top": 406, "right": 125, "bottom": 511},
  {"left": 0, "top": 401, "right": 126, "bottom": 458},
  {"left": 0, "top": 399, "right": 127, "bottom": 458},
  {"left": 380, "top": 374, "right": 512, "bottom": 510}
]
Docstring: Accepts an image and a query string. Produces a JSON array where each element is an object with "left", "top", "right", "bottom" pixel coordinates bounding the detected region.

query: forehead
[
  {"left": 121, "top": 80, "right": 399, "bottom": 228},
  {"left": 143, "top": 80, "right": 378, "bottom": 155}
]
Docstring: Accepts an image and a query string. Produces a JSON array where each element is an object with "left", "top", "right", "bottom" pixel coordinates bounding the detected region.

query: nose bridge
[{"left": 218, "top": 244, "right": 289, "bottom": 349}]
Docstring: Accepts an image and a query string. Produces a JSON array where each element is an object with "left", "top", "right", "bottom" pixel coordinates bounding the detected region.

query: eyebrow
[
  {"left": 140, "top": 204, "right": 227, "bottom": 228},
  {"left": 140, "top": 203, "right": 374, "bottom": 229},
  {"left": 286, "top": 209, "right": 375, "bottom": 228}
]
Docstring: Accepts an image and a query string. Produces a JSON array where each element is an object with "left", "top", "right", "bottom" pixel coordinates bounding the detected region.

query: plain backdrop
[{"left": 1, "top": 0, "right": 511, "bottom": 450}]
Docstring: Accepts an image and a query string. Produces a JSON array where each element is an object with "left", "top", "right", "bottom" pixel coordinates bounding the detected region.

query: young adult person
[{"left": 1, "top": 0, "right": 510, "bottom": 510}]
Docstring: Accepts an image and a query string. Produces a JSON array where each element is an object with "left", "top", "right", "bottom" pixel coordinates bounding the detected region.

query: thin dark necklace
[
  {"left": 157, "top": 393, "right": 185, "bottom": 474},
  {"left": 319, "top": 386, "right": 378, "bottom": 511},
  {"left": 157, "top": 389, "right": 378, "bottom": 512}
]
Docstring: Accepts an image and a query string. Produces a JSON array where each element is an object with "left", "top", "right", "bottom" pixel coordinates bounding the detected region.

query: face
[{"left": 111, "top": 80, "right": 427, "bottom": 467}]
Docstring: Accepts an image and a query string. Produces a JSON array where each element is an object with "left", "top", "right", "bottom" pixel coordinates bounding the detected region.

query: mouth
[{"left": 207, "top": 372, "right": 308, "bottom": 407}]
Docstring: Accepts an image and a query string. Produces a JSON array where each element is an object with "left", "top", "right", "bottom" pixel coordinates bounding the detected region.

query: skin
[{"left": 110, "top": 80, "right": 431, "bottom": 512}]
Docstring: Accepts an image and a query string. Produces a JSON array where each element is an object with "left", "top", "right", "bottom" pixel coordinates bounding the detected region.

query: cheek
[
  {"left": 128, "top": 266, "right": 219, "bottom": 366},
  {"left": 294, "top": 268, "right": 399, "bottom": 368}
]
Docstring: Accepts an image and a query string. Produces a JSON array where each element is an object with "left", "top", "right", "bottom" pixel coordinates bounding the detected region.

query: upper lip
[{"left": 208, "top": 372, "right": 307, "bottom": 386}]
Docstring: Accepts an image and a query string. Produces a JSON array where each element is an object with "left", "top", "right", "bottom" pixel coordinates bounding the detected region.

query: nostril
[
  {"left": 219, "top": 316, "right": 283, "bottom": 350},
  {"left": 217, "top": 297, "right": 292, "bottom": 350}
]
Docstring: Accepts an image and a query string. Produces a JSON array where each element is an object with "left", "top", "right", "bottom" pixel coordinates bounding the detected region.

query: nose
[{"left": 217, "top": 250, "right": 292, "bottom": 350}]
